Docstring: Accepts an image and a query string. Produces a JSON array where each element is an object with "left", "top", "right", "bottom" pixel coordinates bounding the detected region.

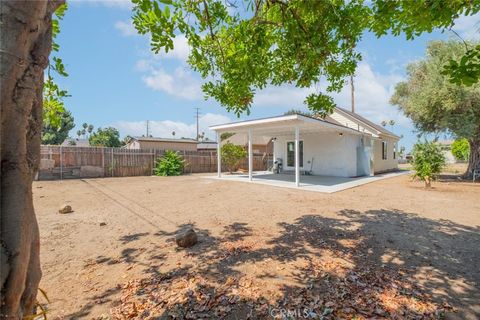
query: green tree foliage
[
  {"left": 411, "top": 141, "right": 446, "bottom": 188},
  {"left": 44, "top": 3, "right": 69, "bottom": 128},
  {"left": 221, "top": 142, "right": 247, "bottom": 173},
  {"left": 220, "top": 132, "right": 235, "bottom": 142},
  {"left": 391, "top": 41, "right": 480, "bottom": 177},
  {"left": 132, "top": 0, "right": 479, "bottom": 116},
  {"left": 89, "top": 127, "right": 122, "bottom": 147},
  {"left": 41, "top": 110, "right": 75, "bottom": 145},
  {"left": 451, "top": 138, "right": 470, "bottom": 161},
  {"left": 154, "top": 150, "right": 185, "bottom": 176},
  {"left": 443, "top": 45, "right": 480, "bottom": 86},
  {"left": 283, "top": 109, "right": 313, "bottom": 117}
]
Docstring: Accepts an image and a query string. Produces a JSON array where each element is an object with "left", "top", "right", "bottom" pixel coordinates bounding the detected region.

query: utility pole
[
  {"left": 146, "top": 120, "right": 149, "bottom": 137},
  {"left": 195, "top": 107, "right": 200, "bottom": 141},
  {"left": 350, "top": 74, "right": 355, "bottom": 113}
]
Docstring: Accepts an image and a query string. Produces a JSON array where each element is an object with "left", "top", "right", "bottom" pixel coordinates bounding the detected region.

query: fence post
[
  {"left": 60, "top": 145, "right": 63, "bottom": 180},
  {"left": 152, "top": 149, "right": 155, "bottom": 175},
  {"left": 102, "top": 147, "right": 105, "bottom": 177},
  {"left": 111, "top": 148, "right": 114, "bottom": 177}
]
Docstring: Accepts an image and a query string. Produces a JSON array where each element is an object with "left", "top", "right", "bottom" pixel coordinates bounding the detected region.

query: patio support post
[
  {"left": 369, "top": 138, "right": 375, "bottom": 176},
  {"left": 248, "top": 129, "right": 253, "bottom": 181},
  {"left": 295, "top": 126, "right": 300, "bottom": 187},
  {"left": 217, "top": 132, "right": 221, "bottom": 178}
]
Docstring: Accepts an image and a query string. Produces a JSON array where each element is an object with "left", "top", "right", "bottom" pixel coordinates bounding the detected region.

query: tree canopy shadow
[{"left": 110, "top": 209, "right": 479, "bottom": 319}]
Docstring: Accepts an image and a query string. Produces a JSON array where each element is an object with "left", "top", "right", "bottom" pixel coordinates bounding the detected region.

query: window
[
  {"left": 382, "top": 141, "right": 387, "bottom": 160},
  {"left": 287, "top": 141, "right": 303, "bottom": 167},
  {"left": 393, "top": 145, "right": 396, "bottom": 159}
]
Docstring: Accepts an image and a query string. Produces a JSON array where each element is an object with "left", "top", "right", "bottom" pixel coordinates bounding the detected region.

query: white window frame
[{"left": 382, "top": 141, "right": 388, "bottom": 160}]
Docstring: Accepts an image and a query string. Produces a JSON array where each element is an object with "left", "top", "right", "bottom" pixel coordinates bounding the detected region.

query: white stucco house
[{"left": 210, "top": 107, "right": 400, "bottom": 187}]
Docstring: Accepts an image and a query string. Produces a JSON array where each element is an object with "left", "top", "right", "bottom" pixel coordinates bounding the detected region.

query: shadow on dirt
[{"left": 83, "top": 209, "right": 479, "bottom": 319}]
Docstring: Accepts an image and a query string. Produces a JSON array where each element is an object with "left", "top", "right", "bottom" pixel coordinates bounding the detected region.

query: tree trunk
[
  {"left": 466, "top": 137, "right": 480, "bottom": 180},
  {"left": 424, "top": 177, "right": 431, "bottom": 188},
  {"left": 1, "top": 1, "right": 62, "bottom": 318}
]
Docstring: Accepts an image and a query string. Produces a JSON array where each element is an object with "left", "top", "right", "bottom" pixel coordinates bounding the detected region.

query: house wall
[
  {"left": 373, "top": 136, "right": 398, "bottom": 173},
  {"left": 329, "top": 111, "right": 374, "bottom": 134},
  {"left": 273, "top": 131, "right": 362, "bottom": 177},
  {"left": 126, "top": 140, "right": 198, "bottom": 151}
]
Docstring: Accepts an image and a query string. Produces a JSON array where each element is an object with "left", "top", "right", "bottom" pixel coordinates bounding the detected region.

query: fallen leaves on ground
[{"left": 110, "top": 256, "right": 453, "bottom": 319}]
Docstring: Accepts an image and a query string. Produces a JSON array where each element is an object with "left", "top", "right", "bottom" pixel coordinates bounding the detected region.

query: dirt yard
[{"left": 34, "top": 173, "right": 480, "bottom": 319}]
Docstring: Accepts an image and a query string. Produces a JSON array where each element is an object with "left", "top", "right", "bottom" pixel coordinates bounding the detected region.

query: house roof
[
  {"left": 197, "top": 142, "right": 218, "bottom": 149},
  {"left": 334, "top": 107, "right": 400, "bottom": 139},
  {"left": 61, "top": 138, "right": 90, "bottom": 147},
  {"left": 210, "top": 113, "right": 364, "bottom": 136},
  {"left": 132, "top": 137, "right": 198, "bottom": 143},
  {"left": 210, "top": 108, "right": 400, "bottom": 141}
]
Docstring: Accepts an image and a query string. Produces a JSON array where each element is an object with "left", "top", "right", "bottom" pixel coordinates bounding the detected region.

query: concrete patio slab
[{"left": 205, "top": 170, "right": 410, "bottom": 193}]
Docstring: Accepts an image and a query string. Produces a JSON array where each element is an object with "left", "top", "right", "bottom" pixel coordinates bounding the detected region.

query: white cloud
[
  {"left": 142, "top": 66, "right": 203, "bottom": 100},
  {"left": 330, "top": 63, "right": 410, "bottom": 126},
  {"left": 452, "top": 14, "right": 480, "bottom": 40},
  {"left": 250, "top": 62, "right": 409, "bottom": 126},
  {"left": 254, "top": 86, "right": 314, "bottom": 108},
  {"left": 70, "top": 0, "right": 133, "bottom": 10},
  {"left": 163, "top": 35, "right": 190, "bottom": 61},
  {"left": 114, "top": 20, "right": 137, "bottom": 37},
  {"left": 114, "top": 113, "right": 231, "bottom": 140}
]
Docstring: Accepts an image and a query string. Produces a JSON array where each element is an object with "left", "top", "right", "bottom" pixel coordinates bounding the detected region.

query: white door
[{"left": 286, "top": 140, "right": 303, "bottom": 169}]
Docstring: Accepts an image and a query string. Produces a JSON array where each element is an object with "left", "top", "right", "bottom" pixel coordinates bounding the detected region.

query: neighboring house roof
[
  {"left": 197, "top": 141, "right": 218, "bottom": 149},
  {"left": 131, "top": 137, "right": 198, "bottom": 143},
  {"left": 61, "top": 138, "right": 90, "bottom": 147},
  {"left": 334, "top": 107, "right": 400, "bottom": 139},
  {"left": 437, "top": 139, "right": 454, "bottom": 146}
]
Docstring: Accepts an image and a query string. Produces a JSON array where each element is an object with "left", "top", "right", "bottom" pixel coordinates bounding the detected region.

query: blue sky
[{"left": 58, "top": 1, "right": 478, "bottom": 151}]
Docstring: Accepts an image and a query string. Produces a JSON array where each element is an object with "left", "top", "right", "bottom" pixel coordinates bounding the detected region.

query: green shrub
[
  {"left": 411, "top": 141, "right": 446, "bottom": 188},
  {"left": 221, "top": 142, "right": 247, "bottom": 173},
  {"left": 451, "top": 138, "right": 470, "bottom": 161},
  {"left": 154, "top": 150, "right": 185, "bottom": 176}
]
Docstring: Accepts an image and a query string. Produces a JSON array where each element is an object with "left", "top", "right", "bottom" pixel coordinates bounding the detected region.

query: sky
[{"left": 57, "top": 0, "right": 479, "bottom": 151}]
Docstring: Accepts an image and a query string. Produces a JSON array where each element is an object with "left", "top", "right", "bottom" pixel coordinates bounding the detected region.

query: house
[
  {"left": 197, "top": 141, "right": 218, "bottom": 151},
  {"left": 124, "top": 137, "right": 198, "bottom": 151},
  {"left": 61, "top": 138, "right": 90, "bottom": 147},
  {"left": 220, "top": 134, "right": 274, "bottom": 155},
  {"left": 436, "top": 139, "right": 456, "bottom": 163},
  {"left": 210, "top": 107, "right": 400, "bottom": 185}
]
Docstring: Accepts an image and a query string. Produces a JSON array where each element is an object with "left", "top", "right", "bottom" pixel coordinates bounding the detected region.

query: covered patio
[
  {"left": 206, "top": 170, "right": 408, "bottom": 193},
  {"left": 210, "top": 114, "right": 377, "bottom": 190}
]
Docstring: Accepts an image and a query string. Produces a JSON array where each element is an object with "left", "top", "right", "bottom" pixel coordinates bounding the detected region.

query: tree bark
[
  {"left": 466, "top": 136, "right": 480, "bottom": 180},
  {"left": 1, "top": 1, "right": 62, "bottom": 318}
]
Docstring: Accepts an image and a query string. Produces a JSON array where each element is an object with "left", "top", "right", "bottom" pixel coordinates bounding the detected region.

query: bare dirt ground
[{"left": 34, "top": 172, "right": 480, "bottom": 319}]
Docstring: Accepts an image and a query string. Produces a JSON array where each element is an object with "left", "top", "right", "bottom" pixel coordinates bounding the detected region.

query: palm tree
[
  {"left": 388, "top": 120, "right": 395, "bottom": 133},
  {"left": 76, "top": 130, "right": 82, "bottom": 139},
  {"left": 87, "top": 124, "right": 94, "bottom": 135},
  {"left": 381, "top": 120, "right": 387, "bottom": 127}
]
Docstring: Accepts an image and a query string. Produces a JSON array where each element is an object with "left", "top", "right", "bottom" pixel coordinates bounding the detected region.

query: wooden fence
[{"left": 38, "top": 145, "right": 272, "bottom": 180}]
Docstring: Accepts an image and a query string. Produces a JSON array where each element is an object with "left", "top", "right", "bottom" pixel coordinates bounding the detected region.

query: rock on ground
[
  {"left": 58, "top": 204, "right": 73, "bottom": 214},
  {"left": 175, "top": 228, "right": 197, "bottom": 248}
]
